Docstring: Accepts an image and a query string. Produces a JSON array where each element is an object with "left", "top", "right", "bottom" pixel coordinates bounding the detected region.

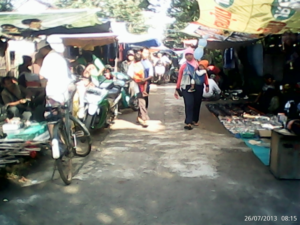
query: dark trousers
[
  {"left": 145, "top": 96, "right": 149, "bottom": 109},
  {"left": 138, "top": 97, "right": 149, "bottom": 121},
  {"left": 7, "top": 106, "right": 32, "bottom": 120},
  {"left": 145, "top": 81, "right": 151, "bottom": 109},
  {"left": 28, "top": 87, "right": 46, "bottom": 107},
  {"left": 182, "top": 84, "right": 204, "bottom": 124}
]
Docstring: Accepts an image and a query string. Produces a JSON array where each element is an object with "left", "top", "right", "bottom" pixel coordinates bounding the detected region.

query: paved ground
[{"left": 0, "top": 84, "right": 300, "bottom": 225}]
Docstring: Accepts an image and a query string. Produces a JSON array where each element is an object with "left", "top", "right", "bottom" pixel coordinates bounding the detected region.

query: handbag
[{"left": 176, "top": 88, "right": 183, "bottom": 97}]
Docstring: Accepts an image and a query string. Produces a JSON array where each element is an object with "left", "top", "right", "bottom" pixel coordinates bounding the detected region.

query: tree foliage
[
  {"left": 55, "top": 0, "right": 150, "bottom": 34},
  {"left": 168, "top": 0, "right": 199, "bottom": 30},
  {"left": 0, "top": 0, "right": 13, "bottom": 12},
  {"left": 165, "top": 0, "right": 200, "bottom": 48}
]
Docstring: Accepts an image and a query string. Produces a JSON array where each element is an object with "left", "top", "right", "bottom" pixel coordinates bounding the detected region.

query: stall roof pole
[
  {"left": 5, "top": 47, "right": 11, "bottom": 72},
  {"left": 114, "top": 40, "right": 119, "bottom": 72}
]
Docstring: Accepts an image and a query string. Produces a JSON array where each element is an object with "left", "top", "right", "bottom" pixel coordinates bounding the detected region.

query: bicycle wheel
[
  {"left": 53, "top": 122, "right": 73, "bottom": 185},
  {"left": 70, "top": 115, "right": 92, "bottom": 157}
]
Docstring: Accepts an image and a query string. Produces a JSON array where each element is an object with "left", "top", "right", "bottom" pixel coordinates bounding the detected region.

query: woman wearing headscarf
[{"left": 174, "top": 48, "right": 209, "bottom": 130}]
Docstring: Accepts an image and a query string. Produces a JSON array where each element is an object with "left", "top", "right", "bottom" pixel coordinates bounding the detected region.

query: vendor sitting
[
  {"left": 284, "top": 98, "right": 300, "bottom": 135},
  {"left": 1, "top": 77, "right": 32, "bottom": 120},
  {"left": 254, "top": 74, "right": 280, "bottom": 114},
  {"left": 203, "top": 74, "right": 222, "bottom": 101}
]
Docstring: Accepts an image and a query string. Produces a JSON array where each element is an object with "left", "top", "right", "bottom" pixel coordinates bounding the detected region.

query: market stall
[
  {"left": 206, "top": 103, "right": 283, "bottom": 165},
  {"left": 0, "top": 9, "right": 115, "bottom": 170}
]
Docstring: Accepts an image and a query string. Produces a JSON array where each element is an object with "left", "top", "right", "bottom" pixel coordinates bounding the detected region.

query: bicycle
[{"left": 48, "top": 100, "right": 92, "bottom": 185}]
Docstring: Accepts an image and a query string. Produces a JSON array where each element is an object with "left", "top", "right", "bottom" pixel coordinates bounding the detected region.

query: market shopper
[
  {"left": 174, "top": 48, "right": 209, "bottom": 130},
  {"left": 39, "top": 36, "right": 74, "bottom": 126},
  {"left": 154, "top": 52, "right": 166, "bottom": 81},
  {"left": 121, "top": 50, "right": 135, "bottom": 74},
  {"left": 141, "top": 47, "right": 154, "bottom": 109},
  {"left": 128, "top": 52, "right": 149, "bottom": 127}
]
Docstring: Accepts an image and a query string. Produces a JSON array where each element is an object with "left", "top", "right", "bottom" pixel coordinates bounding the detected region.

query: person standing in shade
[
  {"left": 121, "top": 50, "right": 135, "bottom": 74},
  {"left": 141, "top": 47, "right": 154, "bottom": 109},
  {"left": 174, "top": 48, "right": 209, "bottom": 130}
]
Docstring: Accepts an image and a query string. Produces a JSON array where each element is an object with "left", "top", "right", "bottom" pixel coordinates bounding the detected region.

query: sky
[{"left": 145, "top": 0, "right": 174, "bottom": 40}]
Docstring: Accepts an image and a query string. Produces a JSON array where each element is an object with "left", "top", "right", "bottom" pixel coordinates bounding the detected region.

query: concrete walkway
[{"left": 0, "top": 84, "right": 299, "bottom": 225}]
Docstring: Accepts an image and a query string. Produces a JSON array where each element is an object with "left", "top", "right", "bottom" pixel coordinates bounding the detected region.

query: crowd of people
[
  {"left": 0, "top": 41, "right": 229, "bottom": 131},
  {"left": 0, "top": 40, "right": 298, "bottom": 134},
  {"left": 0, "top": 40, "right": 159, "bottom": 129}
]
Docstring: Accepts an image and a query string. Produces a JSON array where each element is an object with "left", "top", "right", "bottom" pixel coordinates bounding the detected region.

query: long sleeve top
[{"left": 203, "top": 79, "right": 221, "bottom": 98}]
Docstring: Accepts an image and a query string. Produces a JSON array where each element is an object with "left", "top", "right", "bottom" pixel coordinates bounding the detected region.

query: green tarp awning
[{"left": 0, "top": 9, "right": 102, "bottom": 36}]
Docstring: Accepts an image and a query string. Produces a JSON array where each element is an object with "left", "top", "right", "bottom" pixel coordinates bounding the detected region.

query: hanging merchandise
[
  {"left": 264, "top": 35, "right": 282, "bottom": 54},
  {"left": 247, "top": 44, "right": 264, "bottom": 76},
  {"left": 223, "top": 48, "right": 235, "bottom": 69},
  {"left": 282, "top": 31, "right": 297, "bottom": 49},
  {"left": 194, "top": 38, "right": 207, "bottom": 60}
]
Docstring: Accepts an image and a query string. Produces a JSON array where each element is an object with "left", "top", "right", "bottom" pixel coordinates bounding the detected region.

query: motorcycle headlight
[{"left": 88, "top": 104, "right": 98, "bottom": 115}]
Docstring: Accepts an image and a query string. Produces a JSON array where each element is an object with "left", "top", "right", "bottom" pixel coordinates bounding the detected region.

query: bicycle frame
[{"left": 49, "top": 84, "right": 77, "bottom": 155}]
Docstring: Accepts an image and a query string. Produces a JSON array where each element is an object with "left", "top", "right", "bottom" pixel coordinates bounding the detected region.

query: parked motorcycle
[
  {"left": 170, "top": 66, "right": 179, "bottom": 83},
  {"left": 83, "top": 79, "right": 123, "bottom": 131},
  {"left": 113, "top": 72, "right": 139, "bottom": 111}
]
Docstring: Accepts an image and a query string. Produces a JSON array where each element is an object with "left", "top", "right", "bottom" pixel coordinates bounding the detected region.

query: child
[{"left": 188, "top": 64, "right": 206, "bottom": 92}]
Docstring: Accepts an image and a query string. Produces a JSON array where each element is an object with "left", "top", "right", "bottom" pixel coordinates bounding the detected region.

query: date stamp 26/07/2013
[{"left": 244, "top": 216, "right": 298, "bottom": 222}]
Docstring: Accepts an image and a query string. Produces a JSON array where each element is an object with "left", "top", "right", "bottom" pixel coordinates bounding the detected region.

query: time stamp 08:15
[{"left": 244, "top": 216, "right": 298, "bottom": 222}]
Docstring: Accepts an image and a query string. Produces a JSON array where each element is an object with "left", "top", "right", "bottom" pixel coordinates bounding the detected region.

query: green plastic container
[
  {"left": 7, "top": 122, "right": 48, "bottom": 140},
  {"left": 240, "top": 132, "right": 256, "bottom": 139}
]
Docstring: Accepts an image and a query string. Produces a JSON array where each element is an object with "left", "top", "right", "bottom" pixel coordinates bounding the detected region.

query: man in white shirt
[
  {"left": 39, "top": 36, "right": 74, "bottom": 105},
  {"left": 203, "top": 76, "right": 222, "bottom": 101}
]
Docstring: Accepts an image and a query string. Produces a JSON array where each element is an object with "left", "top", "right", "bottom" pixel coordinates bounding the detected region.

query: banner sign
[
  {"left": 197, "top": 0, "right": 300, "bottom": 34},
  {"left": 182, "top": 23, "right": 260, "bottom": 42}
]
